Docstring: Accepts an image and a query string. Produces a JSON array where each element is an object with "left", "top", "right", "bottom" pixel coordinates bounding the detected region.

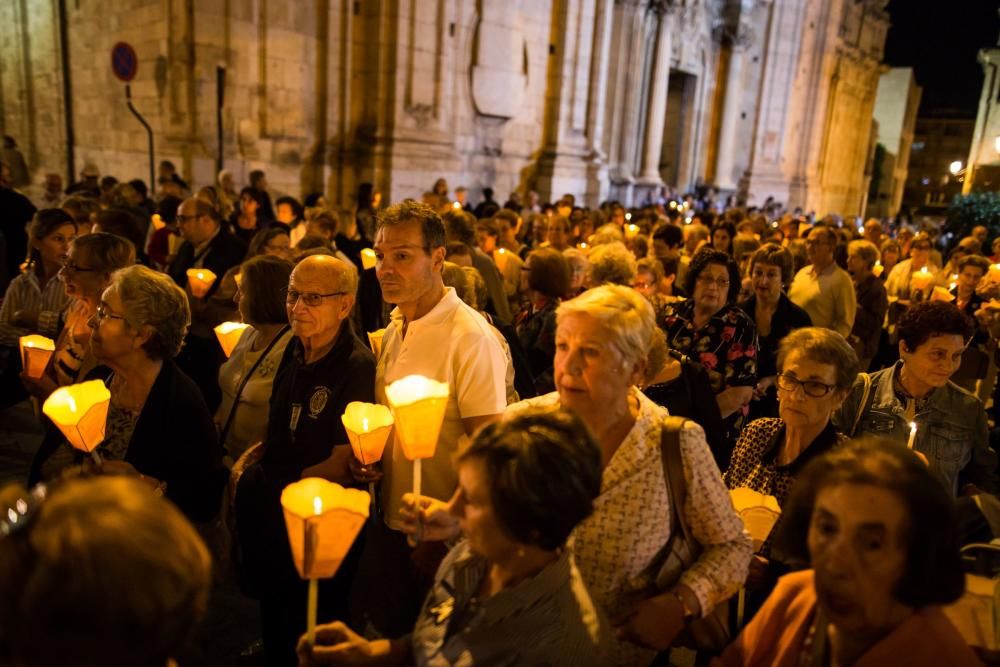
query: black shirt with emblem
[{"left": 261, "top": 321, "right": 376, "bottom": 480}]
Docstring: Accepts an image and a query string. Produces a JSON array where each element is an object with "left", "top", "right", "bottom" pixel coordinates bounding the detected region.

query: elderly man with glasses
[{"left": 235, "top": 254, "right": 377, "bottom": 667}]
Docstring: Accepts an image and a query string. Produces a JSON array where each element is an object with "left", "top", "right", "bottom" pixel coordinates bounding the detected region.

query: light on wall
[{"left": 949, "top": 160, "right": 963, "bottom": 175}]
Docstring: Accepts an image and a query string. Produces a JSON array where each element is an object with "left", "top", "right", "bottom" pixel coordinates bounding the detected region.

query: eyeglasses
[
  {"left": 95, "top": 305, "right": 127, "bottom": 322},
  {"left": 175, "top": 214, "right": 201, "bottom": 224},
  {"left": 60, "top": 260, "right": 99, "bottom": 274},
  {"left": 284, "top": 288, "right": 348, "bottom": 307},
  {"left": 696, "top": 276, "right": 730, "bottom": 288},
  {"left": 776, "top": 372, "right": 836, "bottom": 398}
]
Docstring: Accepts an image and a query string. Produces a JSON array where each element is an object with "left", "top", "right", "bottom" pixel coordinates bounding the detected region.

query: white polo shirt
[{"left": 377, "top": 287, "right": 507, "bottom": 529}]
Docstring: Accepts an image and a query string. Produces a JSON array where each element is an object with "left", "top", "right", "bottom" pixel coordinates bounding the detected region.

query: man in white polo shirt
[{"left": 352, "top": 200, "right": 507, "bottom": 636}]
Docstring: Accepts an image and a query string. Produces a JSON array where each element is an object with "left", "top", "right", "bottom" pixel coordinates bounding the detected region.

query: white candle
[{"left": 907, "top": 421, "right": 917, "bottom": 449}]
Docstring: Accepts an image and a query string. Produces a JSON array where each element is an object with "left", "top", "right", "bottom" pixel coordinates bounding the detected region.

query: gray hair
[
  {"left": 848, "top": 239, "right": 879, "bottom": 270},
  {"left": 556, "top": 284, "right": 656, "bottom": 368},
  {"left": 586, "top": 242, "right": 637, "bottom": 287},
  {"left": 110, "top": 265, "right": 191, "bottom": 360},
  {"left": 589, "top": 223, "right": 624, "bottom": 246},
  {"left": 776, "top": 327, "right": 859, "bottom": 392}
]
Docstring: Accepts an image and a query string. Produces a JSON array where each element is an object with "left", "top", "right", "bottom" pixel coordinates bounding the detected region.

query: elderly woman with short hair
[
  {"left": 739, "top": 244, "right": 812, "bottom": 420},
  {"left": 586, "top": 241, "right": 637, "bottom": 287},
  {"left": 410, "top": 285, "right": 751, "bottom": 665},
  {"left": 663, "top": 247, "right": 759, "bottom": 467},
  {"left": 30, "top": 265, "right": 227, "bottom": 523},
  {"left": 216, "top": 255, "right": 294, "bottom": 463},
  {"left": 725, "top": 328, "right": 857, "bottom": 608},
  {"left": 303, "top": 410, "right": 614, "bottom": 666},
  {"left": 719, "top": 440, "right": 978, "bottom": 666}
]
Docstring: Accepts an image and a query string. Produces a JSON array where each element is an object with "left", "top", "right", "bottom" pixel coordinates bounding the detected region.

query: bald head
[{"left": 292, "top": 254, "right": 359, "bottom": 297}]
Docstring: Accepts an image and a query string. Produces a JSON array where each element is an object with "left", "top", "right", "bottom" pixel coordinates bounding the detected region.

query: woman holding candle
[
  {"left": 20, "top": 232, "right": 136, "bottom": 400},
  {"left": 885, "top": 232, "right": 940, "bottom": 309},
  {"left": 833, "top": 301, "right": 998, "bottom": 498},
  {"left": 216, "top": 255, "right": 294, "bottom": 464},
  {"left": 725, "top": 328, "right": 857, "bottom": 615},
  {"left": 300, "top": 410, "right": 613, "bottom": 666},
  {"left": 30, "top": 265, "right": 227, "bottom": 523},
  {"left": 0, "top": 476, "right": 213, "bottom": 667},
  {"left": 402, "top": 285, "right": 752, "bottom": 665}
]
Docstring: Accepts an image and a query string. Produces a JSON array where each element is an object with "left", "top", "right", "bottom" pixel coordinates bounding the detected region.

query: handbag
[{"left": 654, "top": 415, "right": 731, "bottom": 652}]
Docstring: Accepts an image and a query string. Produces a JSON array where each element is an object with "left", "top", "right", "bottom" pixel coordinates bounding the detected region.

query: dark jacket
[
  {"left": 30, "top": 359, "right": 227, "bottom": 522},
  {"left": 168, "top": 226, "right": 248, "bottom": 299},
  {"left": 850, "top": 273, "right": 888, "bottom": 362},
  {"left": 738, "top": 293, "right": 812, "bottom": 379}
]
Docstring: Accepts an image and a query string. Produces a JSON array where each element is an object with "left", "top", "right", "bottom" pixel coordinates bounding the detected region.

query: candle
[
  {"left": 910, "top": 266, "right": 933, "bottom": 293},
  {"left": 452, "top": 201, "right": 461, "bottom": 210},
  {"left": 19, "top": 335, "right": 55, "bottom": 380},
  {"left": 214, "top": 322, "right": 250, "bottom": 358},
  {"left": 625, "top": 224, "right": 640, "bottom": 240},
  {"left": 930, "top": 286, "right": 955, "bottom": 302},
  {"left": 872, "top": 261, "right": 884, "bottom": 278},
  {"left": 494, "top": 247, "right": 509, "bottom": 273},
  {"left": 360, "top": 248, "right": 377, "bottom": 271},
  {"left": 42, "top": 379, "right": 111, "bottom": 465},
  {"left": 186, "top": 269, "right": 217, "bottom": 298},
  {"left": 988, "top": 264, "right": 1000, "bottom": 283},
  {"left": 151, "top": 213, "right": 165, "bottom": 231},
  {"left": 907, "top": 421, "right": 917, "bottom": 449},
  {"left": 280, "top": 479, "right": 369, "bottom": 646}
]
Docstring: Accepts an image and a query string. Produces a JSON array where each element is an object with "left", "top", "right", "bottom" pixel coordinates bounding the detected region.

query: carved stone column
[
  {"left": 713, "top": 24, "right": 753, "bottom": 191},
  {"left": 637, "top": 6, "right": 676, "bottom": 186}
]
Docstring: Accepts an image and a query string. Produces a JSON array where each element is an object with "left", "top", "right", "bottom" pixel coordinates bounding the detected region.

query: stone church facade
[{"left": 0, "top": 0, "right": 888, "bottom": 214}]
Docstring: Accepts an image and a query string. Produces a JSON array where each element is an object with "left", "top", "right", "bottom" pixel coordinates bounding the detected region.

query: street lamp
[{"left": 949, "top": 160, "right": 963, "bottom": 175}]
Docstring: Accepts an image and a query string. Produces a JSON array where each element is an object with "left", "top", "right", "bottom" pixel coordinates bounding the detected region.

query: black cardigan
[{"left": 30, "top": 359, "right": 228, "bottom": 522}]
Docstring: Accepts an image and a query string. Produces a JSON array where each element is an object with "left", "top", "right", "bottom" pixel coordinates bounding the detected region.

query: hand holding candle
[
  {"left": 42, "top": 379, "right": 111, "bottom": 465},
  {"left": 342, "top": 402, "right": 394, "bottom": 520},
  {"left": 186, "top": 269, "right": 217, "bottom": 298},
  {"left": 214, "top": 322, "right": 250, "bottom": 358},
  {"left": 19, "top": 335, "right": 55, "bottom": 380},
  {"left": 281, "top": 478, "right": 369, "bottom": 646},
  {"left": 385, "top": 375, "right": 449, "bottom": 543}
]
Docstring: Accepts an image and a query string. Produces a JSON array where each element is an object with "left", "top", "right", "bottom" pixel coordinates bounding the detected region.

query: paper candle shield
[
  {"left": 281, "top": 478, "right": 369, "bottom": 579},
  {"left": 730, "top": 487, "right": 782, "bottom": 551},
  {"left": 360, "top": 248, "right": 377, "bottom": 270},
  {"left": 625, "top": 223, "right": 640, "bottom": 239},
  {"left": 214, "top": 322, "right": 250, "bottom": 358},
  {"left": 872, "top": 262, "right": 884, "bottom": 278},
  {"left": 910, "top": 267, "right": 934, "bottom": 292},
  {"left": 42, "top": 380, "right": 111, "bottom": 453},
  {"left": 186, "top": 269, "right": 217, "bottom": 298},
  {"left": 930, "top": 286, "right": 956, "bottom": 303},
  {"left": 19, "top": 335, "right": 55, "bottom": 379},
  {"left": 494, "top": 248, "right": 510, "bottom": 273},
  {"left": 367, "top": 328, "right": 386, "bottom": 358},
  {"left": 151, "top": 214, "right": 166, "bottom": 231},
  {"left": 342, "top": 401, "right": 394, "bottom": 465},
  {"left": 385, "top": 375, "right": 449, "bottom": 460}
]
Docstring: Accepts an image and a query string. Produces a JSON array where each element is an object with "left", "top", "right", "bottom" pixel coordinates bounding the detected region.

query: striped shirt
[
  {"left": 0, "top": 269, "right": 69, "bottom": 347},
  {"left": 411, "top": 540, "right": 613, "bottom": 666}
]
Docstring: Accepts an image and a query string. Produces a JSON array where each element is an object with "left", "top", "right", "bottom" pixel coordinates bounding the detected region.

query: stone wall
[{"left": 0, "top": 0, "right": 890, "bottom": 215}]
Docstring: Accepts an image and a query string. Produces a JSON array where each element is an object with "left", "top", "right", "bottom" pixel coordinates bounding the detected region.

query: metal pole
[
  {"left": 216, "top": 65, "right": 226, "bottom": 175},
  {"left": 57, "top": 0, "right": 75, "bottom": 187},
  {"left": 125, "top": 84, "right": 154, "bottom": 195}
]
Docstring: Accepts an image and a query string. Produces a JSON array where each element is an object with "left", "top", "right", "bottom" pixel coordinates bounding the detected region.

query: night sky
[{"left": 885, "top": 0, "right": 999, "bottom": 116}]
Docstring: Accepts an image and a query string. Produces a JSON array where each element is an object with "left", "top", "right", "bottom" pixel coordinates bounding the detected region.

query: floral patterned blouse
[
  {"left": 505, "top": 389, "right": 752, "bottom": 666},
  {"left": 661, "top": 299, "right": 759, "bottom": 467}
]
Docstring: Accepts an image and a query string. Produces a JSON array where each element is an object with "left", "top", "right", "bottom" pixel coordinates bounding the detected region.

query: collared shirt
[
  {"left": 191, "top": 225, "right": 222, "bottom": 267},
  {"left": 505, "top": 389, "right": 752, "bottom": 666},
  {"left": 262, "top": 322, "right": 376, "bottom": 479},
  {"left": 378, "top": 287, "right": 507, "bottom": 529},
  {"left": 411, "top": 540, "right": 612, "bottom": 666},
  {"left": 787, "top": 262, "right": 856, "bottom": 337},
  {"left": 0, "top": 269, "right": 69, "bottom": 346}
]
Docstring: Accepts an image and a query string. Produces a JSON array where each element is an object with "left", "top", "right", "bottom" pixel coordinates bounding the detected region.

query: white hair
[{"left": 556, "top": 284, "right": 656, "bottom": 367}]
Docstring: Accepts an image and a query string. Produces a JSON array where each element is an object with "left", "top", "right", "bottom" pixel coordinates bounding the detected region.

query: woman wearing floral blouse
[
  {"left": 662, "top": 247, "right": 759, "bottom": 469},
  {"left": 401, "top": 285, "right": 752, "bottom": 666}
]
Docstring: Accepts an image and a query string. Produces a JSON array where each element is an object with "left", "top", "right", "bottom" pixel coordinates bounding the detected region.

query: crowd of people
[{"left": 1, "top": 153, "right": 998, "bottom": 667}]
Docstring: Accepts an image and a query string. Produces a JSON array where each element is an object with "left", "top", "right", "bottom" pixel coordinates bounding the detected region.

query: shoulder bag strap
[
  {"left": 218, "top": 325, "right": 291, "bottom": 450},
  {"left": 850, "top": 372, "right": 872, "bottom": 438},
  {"left": 660, "top": 415, "right": 696, "bottom": 558}
]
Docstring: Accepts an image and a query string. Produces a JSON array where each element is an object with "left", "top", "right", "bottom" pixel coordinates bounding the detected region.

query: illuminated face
[
  {"left": 374, "top": 220, "right": 444, "bottom": 306},
  {"left": 957, "top": 265, "right": 984, "bottom": 296},
  {"left": 632, "top": 270, "right": 657, "bottom": 298},
  {"left": 554, "top": 312, "right": 641, "bottom": 416},
  {"left": 88, "top": 287, "right": 140, "bottom": 362},
  {"left": 285, "top": 265, "right": 353, "bottom": 340},
  {"left": 35, "top": 223, "right": 77, "bottom": 267},
  {"left": 899, "top": 334, "right": 966, "bottom": 389},
  {"left": 692, "top": 263, "right": 731, "bottom": 314},
  {"left": 809, "top": 483, "right": 909, "bottom": 636},
  {"left": 777, "top": 350, "right": 846, "bottom": 432},
  {"left": 751, "top": 261, "right": 783, "bottom": 302},
  {"left": 448, "top": 458, "right": 518, "bottom": 560},
  {"left": 59, "top": 244, "right": 109, "bottom": 303}
]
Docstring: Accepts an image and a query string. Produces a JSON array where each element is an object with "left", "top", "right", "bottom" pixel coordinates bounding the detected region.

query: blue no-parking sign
[{"left": 111, "top": 42, "right": 138, "bottom": 82}]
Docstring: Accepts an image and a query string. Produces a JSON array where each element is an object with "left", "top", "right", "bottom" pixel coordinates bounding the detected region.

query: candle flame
[
  {"left": 452, "top": 201, "right": 460, "bottom": 209},
  {"left": 362, "top": 417, "right": 369, "bottom": 433},
  {"left": 497, "top": 248, "right": 506, "bottom": 254},
  {"left": 909, "top": 421, "right": 917, "bottom": 434},
  {"left": 313, "top": 496, "right": 323, "bottom": 515},
  {"left": 196, "top": 271, "right": 206, "bottom": 280},
  {"left": 67, "top": 395, "right": 77, "bottom": 413}
]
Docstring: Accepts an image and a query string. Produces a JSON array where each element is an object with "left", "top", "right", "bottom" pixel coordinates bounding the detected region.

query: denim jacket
[{"left": 832, "top": 361, "right": 998, "bottom": 497}]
